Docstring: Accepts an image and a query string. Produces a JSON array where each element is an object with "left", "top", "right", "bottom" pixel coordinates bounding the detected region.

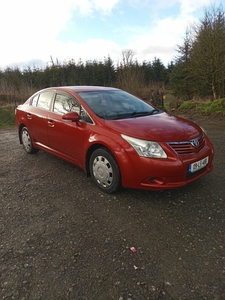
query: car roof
[{"left": 43, "top": 86, "right": 119, "bottom": 93}]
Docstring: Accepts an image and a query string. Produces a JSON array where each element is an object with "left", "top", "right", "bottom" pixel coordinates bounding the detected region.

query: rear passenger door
[{"left": 27, "top": 91, "right": 54, "bottom": 147}]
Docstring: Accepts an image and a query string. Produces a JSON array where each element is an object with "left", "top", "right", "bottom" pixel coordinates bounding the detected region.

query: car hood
[{"left": 104, "top": 112, "right": 202, "bottom": 142}]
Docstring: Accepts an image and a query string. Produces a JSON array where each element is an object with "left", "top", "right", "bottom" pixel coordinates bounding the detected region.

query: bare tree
[{"left": 117, "top": 49, "right": 145, "bottom": 96}]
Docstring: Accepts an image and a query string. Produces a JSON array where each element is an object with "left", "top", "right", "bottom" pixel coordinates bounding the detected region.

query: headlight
[
  {"left": 200, "top": 126, "right": 207, "bottom": 135},
  {"left": 121, "top": 134, "right": 167, "bottom": 158}
]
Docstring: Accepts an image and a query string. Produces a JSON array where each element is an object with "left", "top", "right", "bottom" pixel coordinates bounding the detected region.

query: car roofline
[{"left": 40, "top": 86, "right": 120, "bottom": 93}]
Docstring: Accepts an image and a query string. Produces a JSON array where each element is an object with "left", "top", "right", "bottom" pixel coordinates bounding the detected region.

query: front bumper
[{"left": 118, "top": 139, "right": 214, "bottom": 191}]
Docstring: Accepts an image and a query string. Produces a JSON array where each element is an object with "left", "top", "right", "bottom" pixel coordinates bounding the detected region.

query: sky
[{"left": 0, "top": 0, "right": 222, "bottom": 69}]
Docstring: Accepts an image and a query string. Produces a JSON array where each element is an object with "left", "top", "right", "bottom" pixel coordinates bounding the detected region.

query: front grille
[{"left": 167, "top": 134, "right": 205, "bottom": 155}]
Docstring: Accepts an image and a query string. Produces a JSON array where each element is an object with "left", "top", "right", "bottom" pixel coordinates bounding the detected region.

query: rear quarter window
[{"left": 31, "top": 94, "right": 39, "bottom": 106}]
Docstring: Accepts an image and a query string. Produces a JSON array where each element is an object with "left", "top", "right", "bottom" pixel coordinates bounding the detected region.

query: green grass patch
[
  {"left": 178, "top": 98, "right": 225, "bottom": 115},
  {"left": 0, "top": 105, "right": 16, "bottom": 128}
]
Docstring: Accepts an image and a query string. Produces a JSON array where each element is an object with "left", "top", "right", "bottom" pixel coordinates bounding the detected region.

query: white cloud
[
  {"left": 0, "top": 0, "right": 119, "bottom": 39},
  {"left": 48, "top": 39, "right": 122, "bottom": 64},
  {"left": 0, "top": 0, "right": 222, "bottom": 69},
  {"left": 0, "top": 0, "right": 120, "bottom": 68},
  {"left": 179, "top": 0, "right": 214, "bottom": 14},
  {"left": 118, "top": 11, "right": 196, "bottom": 64},
  {"left": 143, "top": 0, "right": 220, "bottom": 11},
  {"left": 89, "top": 0, "right": 120, "bottom": 14},
  {"left": 124, "top": 0, "right": 216, "bottom": 63}
]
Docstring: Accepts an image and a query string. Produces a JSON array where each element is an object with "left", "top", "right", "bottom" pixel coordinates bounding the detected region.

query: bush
[{"left": 0, "top": 105, "right": 16, "bottom": 128}]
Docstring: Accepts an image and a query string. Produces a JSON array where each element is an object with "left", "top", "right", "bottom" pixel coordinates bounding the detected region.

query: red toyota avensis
[{"left": 15, "top": 86, "right": 214, "bottom": 193}]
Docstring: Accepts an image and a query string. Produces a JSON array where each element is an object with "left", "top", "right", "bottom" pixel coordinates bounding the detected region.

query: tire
[
  {"left": 89, "top": 148, "right": 121, "bottom": 193},
  {"left": 21, "top": 127, "right": 39, "bottom": 154}
]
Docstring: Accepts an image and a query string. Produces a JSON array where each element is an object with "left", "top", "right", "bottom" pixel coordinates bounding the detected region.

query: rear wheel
[
  {"left": 21, "top": 127, "right": 39, "bottom": 154},
  {"left": 89, "top": 148, "right": 121, "bottom": 193}
]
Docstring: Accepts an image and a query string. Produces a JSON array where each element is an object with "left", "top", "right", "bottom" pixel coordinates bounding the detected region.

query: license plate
[{"left": 189, "top": 156, "right": 209, "bottom": 173}]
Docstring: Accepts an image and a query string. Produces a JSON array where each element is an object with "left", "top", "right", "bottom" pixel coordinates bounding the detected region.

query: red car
[{"left": 15, "top": 86, "right": 214, "bottom": 193}]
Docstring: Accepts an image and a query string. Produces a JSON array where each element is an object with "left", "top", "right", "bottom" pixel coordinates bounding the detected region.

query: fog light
[
  {"left": 149, "top": 177, "right": 164, "bottom": 185},
  {"left": 149, "top": 177, "right": 155, "bottom": 183}
]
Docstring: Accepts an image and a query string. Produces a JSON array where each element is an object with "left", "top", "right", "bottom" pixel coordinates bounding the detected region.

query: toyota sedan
[{"left": 15, "top": 86, "right": 214, "bottom": 193}]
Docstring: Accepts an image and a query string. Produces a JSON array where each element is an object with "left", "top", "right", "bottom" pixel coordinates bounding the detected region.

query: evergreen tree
[
  {"left": 191, "top": 6, "right": 225, "bottom": 99},
  {"left": 170, "top": 29, "right": 195, "bottom": 100}
]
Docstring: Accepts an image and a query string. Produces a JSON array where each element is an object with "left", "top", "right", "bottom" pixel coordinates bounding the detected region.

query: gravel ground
[{"left": 0, "top": 114, "right": 224, "bottom": 300}]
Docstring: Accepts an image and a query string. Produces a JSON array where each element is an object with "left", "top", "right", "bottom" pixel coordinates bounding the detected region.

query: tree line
[
  {"left": 0, "top": 5, "right": 224, "bottom": 104},
  {"left": 170, "top": 5, "right": 225, "bottom": 101},
  {"left": 0, "top": 55, "right": 168, "bottom": 104}
]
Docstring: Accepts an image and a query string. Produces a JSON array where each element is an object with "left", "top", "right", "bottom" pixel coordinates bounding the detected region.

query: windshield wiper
[
  {"left": 106, "top": 109, "right": 160, "bottom": 120},
  {"left": 112, "top": 112, "right": 135, "bottom": 120},
  {"left": 129, "top": 109, "right": 159, "bottom": 117},
  {"left": 148, "top": 109, "right": 159, "bottom": 115},
  {"left": 130, "top": 111, "right": 153, "bottom": 117}
]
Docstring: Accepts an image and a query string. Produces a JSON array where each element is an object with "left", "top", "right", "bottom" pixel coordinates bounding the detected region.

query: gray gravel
[{"left": 0, "top": 114, "right": 225, "bottom": 300}]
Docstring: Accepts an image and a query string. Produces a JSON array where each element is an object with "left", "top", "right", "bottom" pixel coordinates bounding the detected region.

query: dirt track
[{"left": 0, "top": 114, "right": 225, "bottom": 299}]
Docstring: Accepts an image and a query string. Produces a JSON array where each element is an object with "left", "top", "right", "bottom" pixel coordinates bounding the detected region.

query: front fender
[{"left": 85, "top": 132, "right": 137, "bottom": 185}]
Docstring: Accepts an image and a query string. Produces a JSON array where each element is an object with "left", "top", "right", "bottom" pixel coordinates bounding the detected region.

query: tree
[
  {"left": 170, "top": 29, "right": 196, "bottom": 100},
  {"left": 121, "top": 49, "right": 136, "bottom": 67},
  {"left": 116, "top": 49, "right": 145, "bottom": 96},
  {"left": 151, "top": 57, "right": 167, "bottom": 84},
  {"left": 191, "top": 5, "right": 225, "bottom": 100},
  {"left": 170, "top": 5, "right": 225, "bottom": 100}
]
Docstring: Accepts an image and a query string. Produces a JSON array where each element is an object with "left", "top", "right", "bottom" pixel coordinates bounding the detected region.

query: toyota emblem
[{"left": 190, "top": 138, "right": 199, "bottom": 147}]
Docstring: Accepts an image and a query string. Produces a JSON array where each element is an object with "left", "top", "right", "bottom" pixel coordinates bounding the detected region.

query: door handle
[
  {"left": 27, "top": 113, "right": 32, "bottom": 120},
  {"left": 47, "top": 120, "right": 55, "bottom": 127}
]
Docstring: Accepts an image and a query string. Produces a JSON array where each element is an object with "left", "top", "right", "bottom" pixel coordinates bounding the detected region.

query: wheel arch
[
  {"left": 85, "top": 142, "right": 124, "bottom": 178},
  {"left": 85, "top": 143, "right": 112, "bottom": 177},
  {"left": 18, "top": 124, "right": 26, "bottom": 144}
]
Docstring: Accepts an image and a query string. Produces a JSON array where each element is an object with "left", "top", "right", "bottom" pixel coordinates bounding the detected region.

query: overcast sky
[{"left": 0, "top": 0, "right": 222, "bottom": 69}]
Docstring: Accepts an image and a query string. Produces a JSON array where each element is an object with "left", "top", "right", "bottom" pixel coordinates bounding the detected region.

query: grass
[
  {"left": 0, "top": 105, "right": 16, "bottom": 128},
  {"left": 177, "top": 98, "right": 225, "bottom": 115}
]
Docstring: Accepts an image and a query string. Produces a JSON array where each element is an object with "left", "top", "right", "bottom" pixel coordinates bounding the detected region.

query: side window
[
  {"left": 53, "top": 93, "right": 80, "bottom": 115},
  {"left": 37, "top": 92, "right": 53, "bottom": 110}
]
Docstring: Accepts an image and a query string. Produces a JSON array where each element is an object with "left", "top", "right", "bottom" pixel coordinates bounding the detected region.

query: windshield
[{"left": 78, "top": 90, "right": 160, "bottom": 120}]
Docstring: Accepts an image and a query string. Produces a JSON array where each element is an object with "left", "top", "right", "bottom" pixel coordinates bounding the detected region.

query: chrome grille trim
[{"left": 167, "top": 134, "right": 205, "bottom": 155}]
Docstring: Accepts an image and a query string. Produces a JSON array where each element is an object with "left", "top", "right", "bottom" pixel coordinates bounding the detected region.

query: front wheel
[
  {"left": 21, "top": 127, "right": 39, "bottom": 154},
  {"left": 89, "top": 148, "right": 121, "bottom": 193}
]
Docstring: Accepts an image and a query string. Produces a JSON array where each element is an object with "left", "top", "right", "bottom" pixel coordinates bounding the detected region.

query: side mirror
[{"left": 62, "top": 112, "right": 80, "bottom": 122}]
